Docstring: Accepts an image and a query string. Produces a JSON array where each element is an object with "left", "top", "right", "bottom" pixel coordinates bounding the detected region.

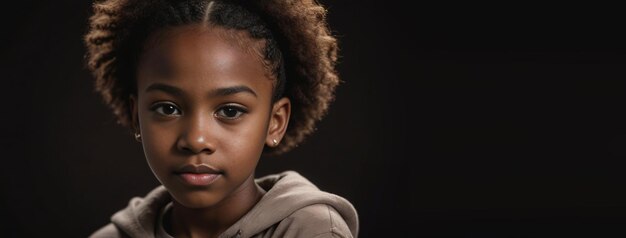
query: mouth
[{"left": 174, "top": 164, "right": 223, "bottom": 186}]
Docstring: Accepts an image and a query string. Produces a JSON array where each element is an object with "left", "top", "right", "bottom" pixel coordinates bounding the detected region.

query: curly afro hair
[{"left": 84, "top": 0, "right": 339, "bottom": 155}]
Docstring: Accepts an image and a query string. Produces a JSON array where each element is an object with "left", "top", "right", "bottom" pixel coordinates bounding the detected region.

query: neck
[{"left": 168, "top": 174, "right": 266, "bottom": 238}]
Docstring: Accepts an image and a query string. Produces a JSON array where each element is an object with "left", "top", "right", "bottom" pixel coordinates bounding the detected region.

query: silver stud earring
[
  {"left": 134, "top": 132, "right": 142, "bottom": 142},
  {"left": 272, "top": 139, "right": 278, "bottom": 146}
]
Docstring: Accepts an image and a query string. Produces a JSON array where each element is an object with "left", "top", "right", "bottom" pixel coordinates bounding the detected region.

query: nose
[{"left": 176, "top": 112, "right": 216, "bottom": 155}]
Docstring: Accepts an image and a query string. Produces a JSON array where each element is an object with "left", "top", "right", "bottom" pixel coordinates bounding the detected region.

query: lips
[{"left": 174, "top": 164, "right": 222, "bottom": 186}]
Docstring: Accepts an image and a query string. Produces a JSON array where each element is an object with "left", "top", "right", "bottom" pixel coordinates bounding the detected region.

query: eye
[
  {"left": 215, "top": 105, "right": 247, "bottom": 120},
  {"left": 150, "top": 102, "right": 181, "bottom": 117}
]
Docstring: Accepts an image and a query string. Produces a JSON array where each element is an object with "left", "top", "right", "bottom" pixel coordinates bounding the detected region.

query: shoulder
[
  {"left": 275, "top": 204, "right": 354, "bottom": 238},
  {"left": 89, "top": 223, "right": 129, "bottom": 238}
]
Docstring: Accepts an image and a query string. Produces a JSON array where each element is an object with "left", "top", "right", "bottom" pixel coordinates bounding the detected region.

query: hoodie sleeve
[{"left": 270, "top": 204, "right": 355, "bottom": 238}]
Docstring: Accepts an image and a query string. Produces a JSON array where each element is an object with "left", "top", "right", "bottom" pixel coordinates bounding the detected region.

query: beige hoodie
[{"left": 90, "top": 171, "right": 358, "bottom": 238}]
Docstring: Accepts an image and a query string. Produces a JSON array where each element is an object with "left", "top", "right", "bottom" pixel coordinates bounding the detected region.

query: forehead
[{"left": 136, "top": 24, "right": 272, "bottom": 98}]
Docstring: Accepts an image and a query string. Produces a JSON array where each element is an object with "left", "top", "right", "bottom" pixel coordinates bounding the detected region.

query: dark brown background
[{"left": 2, "top": 1, "right": 626, "bottom": 237}]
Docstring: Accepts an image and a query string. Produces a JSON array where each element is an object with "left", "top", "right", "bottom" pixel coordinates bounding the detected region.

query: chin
[{"left": 170, "top": 189, "right": 225, "bottom": 208}]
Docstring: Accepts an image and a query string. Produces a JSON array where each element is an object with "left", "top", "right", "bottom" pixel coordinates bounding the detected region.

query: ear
[
  {"left": 266, "top": 97, "right": 291, "bottom": 147},
  {"left": 129, "top": 94, "right": 140, "bottom": 132}
]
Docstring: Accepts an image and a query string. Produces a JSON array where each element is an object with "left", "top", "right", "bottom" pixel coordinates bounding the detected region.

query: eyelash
[
  {"left": 215, "top": 104, "right": 248, "bottom": 120},
  {"left": 149, "top": 102, "right": 248, "bottom": 120},
  {"left": 150, "top": 102, "right": 181, "bottom": 117}
]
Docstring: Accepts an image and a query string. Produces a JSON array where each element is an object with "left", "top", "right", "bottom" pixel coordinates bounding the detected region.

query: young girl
[{"left": 84, "top": 0, "right": 358, "bottom": 237}]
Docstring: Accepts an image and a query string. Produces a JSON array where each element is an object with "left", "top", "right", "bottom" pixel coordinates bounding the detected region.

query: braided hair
[{"left": 85, "top": 0, "right": 339, "bottom": 155}]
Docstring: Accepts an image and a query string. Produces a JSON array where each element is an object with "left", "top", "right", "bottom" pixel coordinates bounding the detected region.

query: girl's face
[{"left": 130, "top": 24, "right": 290, "bottom": 208}]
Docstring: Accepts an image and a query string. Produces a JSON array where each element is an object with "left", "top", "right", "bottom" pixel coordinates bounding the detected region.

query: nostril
[
  {"left": 181, "top": 146, "right": 194, "bottom": 154},
  {"left": 177, "top": 140, "right": 215, "bottom": 155},
  {"left": 176, "top": 128, "right": 216, "bottom": 154}
]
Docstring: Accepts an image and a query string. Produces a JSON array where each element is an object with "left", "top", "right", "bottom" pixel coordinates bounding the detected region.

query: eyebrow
[{"left": 145, "top": 83, "right": 258, "bottom": 98}]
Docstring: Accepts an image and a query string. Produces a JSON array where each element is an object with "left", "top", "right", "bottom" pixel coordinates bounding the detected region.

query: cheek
[
  {"left": 140, "top": 122, "right": 177, "bottom": 169},
  {"left": 219, "top": 115, "right": 269, "bottom": 169},
  {"left": 143, "top": 131, "right": 172, "bottom": 156},
  {"left": 223, "top": 117, "right": 268, "bottom": 154}
]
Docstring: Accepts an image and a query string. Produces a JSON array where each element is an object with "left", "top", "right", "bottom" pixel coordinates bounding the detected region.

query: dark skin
[{"left": 129, "top": 24, "right": 291, "bottom": 238}]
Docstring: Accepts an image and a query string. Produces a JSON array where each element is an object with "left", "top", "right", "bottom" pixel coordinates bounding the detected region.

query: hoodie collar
[{"left": 111, "top": 171, "right": 358, "bottom": 238}]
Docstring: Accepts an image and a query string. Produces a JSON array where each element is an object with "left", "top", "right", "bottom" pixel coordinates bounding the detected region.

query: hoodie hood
[
  {"left": 109, "top": 171, "right": 359, "bottom": 238},
  {"left": 109, "top": 183, "right": 171, "bottom": 237}
]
